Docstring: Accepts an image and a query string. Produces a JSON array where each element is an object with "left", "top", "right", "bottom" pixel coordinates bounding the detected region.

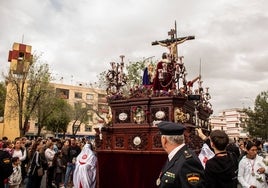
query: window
[
  {"left": 88, "top": 113, "right": 93, "bottom": 122},
  {"left": 86, "top": 94, "right": 94, "bottom": 100},
  {"left": 85, "top": 125, "right": 92, "bottom": 132},
  {"left": 18, "top": 52, "right": 25, "bottom": 61},
  {"left": 75, "top": 92, "right": 82, "bottom": 99},
  {"left": 73, "top": 125, "right": 80, "bottom": 132},
  {"left": 56, "top": 88, "right": 69, "bottom": 99},
  {"left": 98, "top": 94, "right": 107, "bottom": 103},
  {"left": 86, "top": 103, "right": 93, "bottom": 109},
  {"left": 240, "top": 123, "right": 246, "bottom": 128}
]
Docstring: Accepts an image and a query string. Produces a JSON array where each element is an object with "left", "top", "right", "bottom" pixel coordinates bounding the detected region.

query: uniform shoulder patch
[
  {"left": 186, "top": 173, "right": 200, "bottom": 185},
  {"left": 184, "top": 150, "right": 192, "bottom": 159}
]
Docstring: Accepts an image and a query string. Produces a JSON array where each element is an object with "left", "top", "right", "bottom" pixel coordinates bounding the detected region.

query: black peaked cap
[{"left": 158, "top": 121, "right": 185, "bottom": 135}]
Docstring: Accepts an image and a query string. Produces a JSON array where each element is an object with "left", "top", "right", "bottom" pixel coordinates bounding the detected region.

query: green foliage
[
  {"left": 5, "top": 54, "right": 53, "bottom": 136},
  {"left": 243, "top": 91, "right": 268, "bottom": 139},
  {"left": 45, "top": 98, "right": 72, "bottom": 133},
  {"left": 126, "top": 61, "right": 146, "bottom": 87},
  {"left": 96, "top": 71, "right": 108, "bottom": 89},
  {"left": 24, "top": 62, "right": 51, "bottom": 117},
  {"left": 96, "top": 58, "right": 157, "bottom": 93},
  {"left": 0, "top": 82, "right": 6, "bottom": 117},
  {"left": 71, "top": 102, "right": 90, "bottom": 135},
  {"left": 33, "top": 85, "right": 62, "bottom": 136}
]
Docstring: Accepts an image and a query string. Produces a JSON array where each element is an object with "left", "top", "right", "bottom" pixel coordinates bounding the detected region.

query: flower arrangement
[
  {"left": 106, "top": 93, "right": 126, "bottom": 102},
  {"left": 132, "top": 106, "right": 145, "bottom": 124},
  {"left": 129, "top": 85, "right": 152, "bottom": 98},
  {"left": 174, "top": 108, "right": 188, "bottom": 123}
]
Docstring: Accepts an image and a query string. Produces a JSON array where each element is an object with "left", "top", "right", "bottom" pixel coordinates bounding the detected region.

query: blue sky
[{"left": 0, "top": 0, "right": 267, "bottom": 115}]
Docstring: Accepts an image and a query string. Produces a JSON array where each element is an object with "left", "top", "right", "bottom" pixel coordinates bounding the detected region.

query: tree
[
  {"left": 0, "top": 82, "right": 6, "bottom": 118},
  {"left": 97, "top": 58, "right": 155, "bottom": 93},
  {"left": 33, "top": 85, "right": 63, "bottom": 136},
  {"left": 95, "top": 71, "right": 109, "bottom": 90},
  {"left": 243, "top": 91, "right": 268, "bottom": 139},
  {"left": 126, "top": 60, "right": 146, "bottom": 87},
  {"left": 45, "top": 98, "right": 72, "bottom": 138},
  {"left": 71, "top": 102, "right": 90, "bottom": 136},
  {"left": 5, "top": 55, "right": 52, "bottom": 136}
]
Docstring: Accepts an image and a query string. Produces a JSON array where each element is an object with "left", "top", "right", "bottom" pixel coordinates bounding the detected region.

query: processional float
[{"left": 95, "top": 23, "right": 213, "bottom": 188}]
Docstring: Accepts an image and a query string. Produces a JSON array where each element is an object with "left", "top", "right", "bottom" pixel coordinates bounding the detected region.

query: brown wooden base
[{"left": 96, "top": 152, "right": 166, "bottom": 188}]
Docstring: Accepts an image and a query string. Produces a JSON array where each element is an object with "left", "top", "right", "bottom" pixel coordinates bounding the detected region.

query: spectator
[
  {"left": 238, "top": 141, "right": 268, "bottom": 188},
  {"left": 12, "top": 139, "right": 27, "bottom": 182},
  {"left": 226, "top": 137, "right": 240, "bottom": 160},
  {"left": 0, "top": 148, "right": 13, "bottom": 188},
  {"left": 64, "top": 137, "right": 81, "bottom": 188},
  {"left": 61, "top": 139, "right": 70, "bottom": 184},
  {"left": 45, "top": 142, "right": 56, "bottom": 188},
  {"left": 8, "top": 157, "right": 22, "bottom": 188},
  {"left": 2, "top": 140, "right": 13, "bottom": 156},
  {"left": 26, "top": 139, "right": 46, "bottom": 188},
  {"left": 53, "top": 151, "right": 65, "bottom": 188},
  {"left": 2, "top": 137, "right": 8, "bottom": 142},
  {"left": 204, "top": 130, "right": 238, "bottom": 188},
  {"left": 238, "top": 140, "right": 247, "bottom": 161}
]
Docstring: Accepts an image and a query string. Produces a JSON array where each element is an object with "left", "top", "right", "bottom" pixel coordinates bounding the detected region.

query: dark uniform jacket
[{"left": 158, "top": 145, "right": 205, "bottom": 188}]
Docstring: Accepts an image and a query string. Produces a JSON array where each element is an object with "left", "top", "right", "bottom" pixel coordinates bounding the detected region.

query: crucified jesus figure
[{"left": 156, "top": 36, "right": 189, "bottom": 61}]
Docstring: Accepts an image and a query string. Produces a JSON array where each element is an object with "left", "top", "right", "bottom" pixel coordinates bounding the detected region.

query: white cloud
[{"left": 0, "top": 0, "right": 267, "bottom": 115}]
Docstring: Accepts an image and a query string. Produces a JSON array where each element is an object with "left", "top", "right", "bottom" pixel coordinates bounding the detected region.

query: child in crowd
[
  {"left": 53, "top": 151, "right": 65, "bottom": 188},
  {"left": 8, "top": 157, "right": 22, "bottom": 188}
]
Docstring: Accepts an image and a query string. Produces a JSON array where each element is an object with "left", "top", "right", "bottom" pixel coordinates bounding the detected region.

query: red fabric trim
[{"left": 79, "top": 161, "right": 86, "bottom": 165}]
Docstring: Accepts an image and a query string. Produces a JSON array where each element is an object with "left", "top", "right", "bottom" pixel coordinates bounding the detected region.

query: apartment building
[
  {"left": 0, "top": 42, "right": 109, "bottom": 139},
  {"left": 26, "top": 82, "right": 108, "bottom": 138},
  {"left": 210, "top": 108, "right": 248, "bottom": 139}
]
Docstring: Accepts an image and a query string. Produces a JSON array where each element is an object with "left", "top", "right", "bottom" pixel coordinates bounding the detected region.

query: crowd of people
[
  {"left": 0, "top": 136, "right": 97, "bottom": 188},
  {"left": 158, "top": 121, "right": 268, "bottom": 188},
  {"left": 1, "top": 122, "right": 268, "bottom": 188}
]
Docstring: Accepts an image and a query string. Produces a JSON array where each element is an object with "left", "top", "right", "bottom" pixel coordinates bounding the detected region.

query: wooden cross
[
  {"left": 168, "top": 29, "right": 176, "bottom": 40},
  {"left": 152, "top": 26, "right": 195, "bottom": 60}
]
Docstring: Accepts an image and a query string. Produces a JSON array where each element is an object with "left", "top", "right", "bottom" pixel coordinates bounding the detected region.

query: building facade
[
  {"left": 210, "top": 108, "right": 248, "bottom": 139},
  {"left": 1, "top": 81, "right": 108, "bottom": 139},
  {"left": 0, "top": 42, "right": 109, "bottom": 140},
  {"left": 27, "top": 82, "right": 108, "bottom": 138}
]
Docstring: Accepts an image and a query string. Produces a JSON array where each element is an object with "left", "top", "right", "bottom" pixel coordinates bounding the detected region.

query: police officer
[{"left": 156, "top": 121, "right": 205, "bottom": 188}]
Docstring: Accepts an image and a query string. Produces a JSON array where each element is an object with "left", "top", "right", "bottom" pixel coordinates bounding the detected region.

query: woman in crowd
[
  {"left": 26, "top": 139, "right": 46, "bottom": 188},
  {"left": 12, "top": 139, "right": 27, "bottom": 183},
  {"left": 61, "top": 139, "right": 70, "bottom": 182},
  {"left": 45, "top": 142, "right": 56, "bottom": 188}
]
